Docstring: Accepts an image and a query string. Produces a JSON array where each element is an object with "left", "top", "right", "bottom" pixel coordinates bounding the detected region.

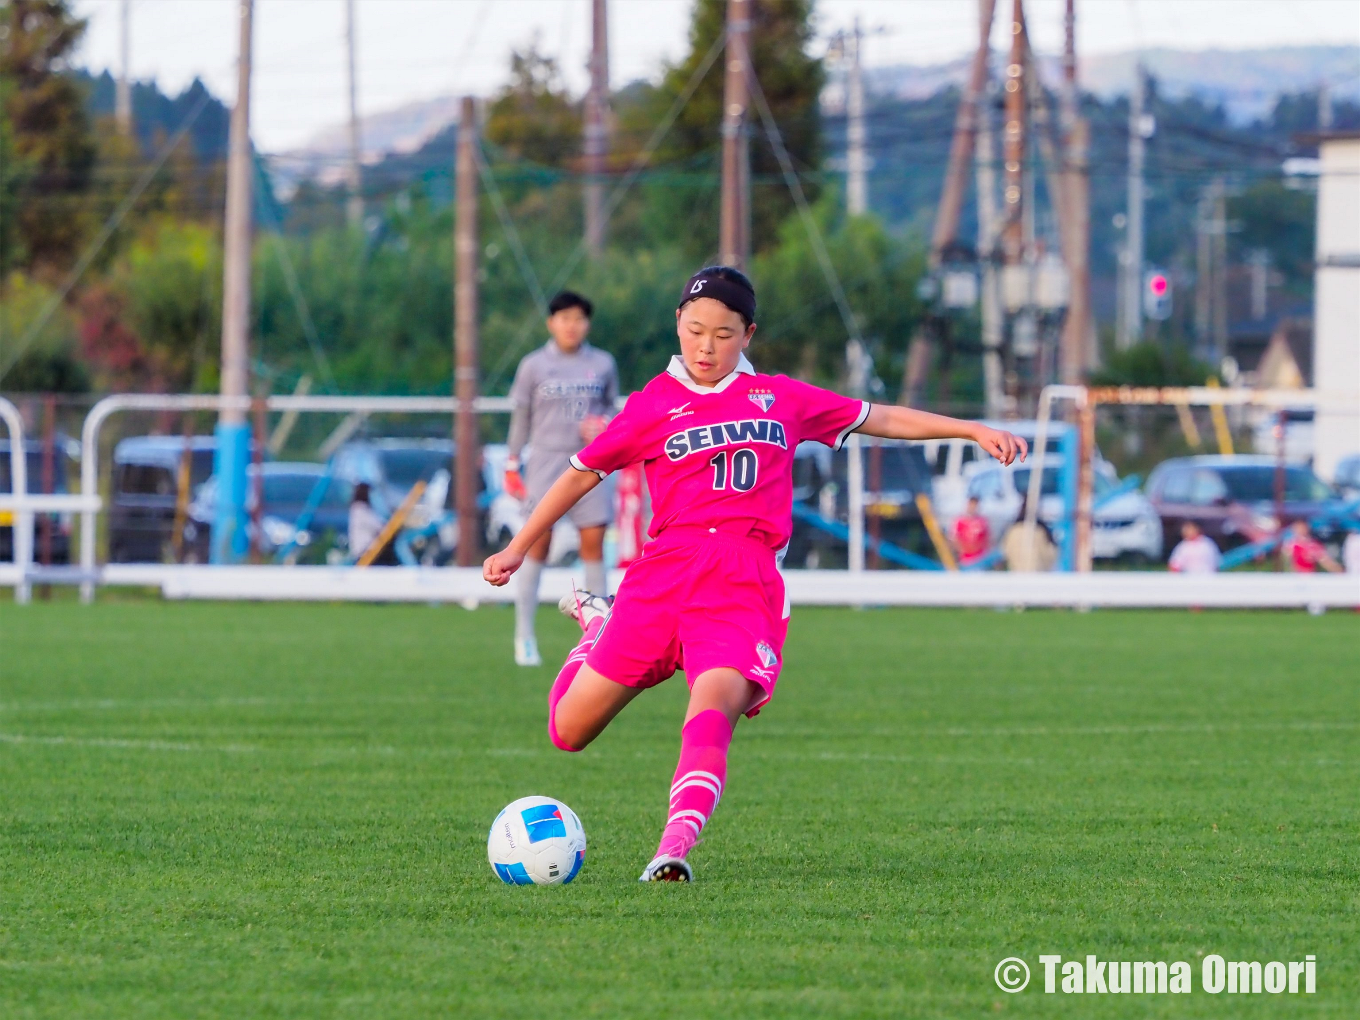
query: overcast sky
[{"left": 72, "top": 0, "right": 1360, "bottom": 153}]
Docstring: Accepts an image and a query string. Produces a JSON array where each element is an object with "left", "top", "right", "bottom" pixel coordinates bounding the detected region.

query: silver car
[{"left": 964, "top": 460, "right": 1163, "bottom": 563}]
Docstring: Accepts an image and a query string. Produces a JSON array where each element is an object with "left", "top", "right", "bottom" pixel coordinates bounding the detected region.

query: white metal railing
[
  {"left": 1, "top": 387, "right": 1355, "bottom": 606},
  {"left": 0, "top": 397, "right": 104, "bottom": 603},
  {"left": 77, "top": 392, "right": 513, "bottom": 601},
  {"left": 101, "top": 564, "right": 1360, "bottom": 609},
  {"left": 1, "top": 397, "right": 30, "bottom": 603}
]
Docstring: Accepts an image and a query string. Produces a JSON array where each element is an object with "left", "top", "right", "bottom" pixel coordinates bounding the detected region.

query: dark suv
[
  {"left": 0, "top": 436, "right": 77, "bottom": 564},
  {"left": 108, "top": 437, "right": 218, "bottom": 562},
  {"left": 1146, "top": 455, "right": 1344, "bottom": 554},
  {"left": 785, "top": 440, "right": 931, "bottom": 569}
]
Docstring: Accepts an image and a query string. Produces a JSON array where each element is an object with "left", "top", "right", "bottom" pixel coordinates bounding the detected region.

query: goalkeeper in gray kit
[{"left": 505, "top": 291, "right": 618, "bottom": 666}]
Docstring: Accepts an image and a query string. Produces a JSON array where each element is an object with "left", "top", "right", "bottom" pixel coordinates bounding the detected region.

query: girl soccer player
[{"left": 484, "top": 266, "right": 1026, "bottom": 882}]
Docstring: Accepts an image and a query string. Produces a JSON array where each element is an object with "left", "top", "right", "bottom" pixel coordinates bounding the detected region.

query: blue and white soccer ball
[{"left": 488, "top": 795, "right": 587, "bottom": 886}]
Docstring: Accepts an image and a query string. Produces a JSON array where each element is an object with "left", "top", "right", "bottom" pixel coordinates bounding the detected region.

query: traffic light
[{"left": 1143, "top": 269, "right": 1172, "bottom": 321}]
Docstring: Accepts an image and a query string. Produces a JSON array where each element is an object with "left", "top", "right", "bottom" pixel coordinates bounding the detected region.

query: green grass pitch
[{"left": 1, "top": 600, "right": 1356, "bottom": 1017}]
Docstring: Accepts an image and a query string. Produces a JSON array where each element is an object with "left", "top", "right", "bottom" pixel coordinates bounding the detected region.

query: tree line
[{"left": 1, "top": 0, "right": 1349, "bottom": 407}]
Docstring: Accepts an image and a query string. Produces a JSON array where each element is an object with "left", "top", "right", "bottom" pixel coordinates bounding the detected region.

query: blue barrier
[
  {"left": 275, "top": 469, "right": 341, "bottom": 562},
  {"left": 791, "top": 503, "right": 943, "bottom": 571},
  {"left": 1219, "top": 535, "right": 1282, "bottom": 571},
  {"left": 960, "top": 548, "right": 1004, "bottom": 572}
]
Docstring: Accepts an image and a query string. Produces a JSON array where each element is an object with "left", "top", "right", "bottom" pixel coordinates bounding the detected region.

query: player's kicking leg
[{"left": 546, "top": 591, "right": 640, "bottom": 752}]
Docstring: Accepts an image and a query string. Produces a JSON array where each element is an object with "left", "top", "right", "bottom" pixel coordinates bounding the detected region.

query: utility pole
[
  {"left": 1001, "top": 0, "right": 1026, "bottom": 266},
  {"left": 454, "top": 97, "right": 481, "bottom": 567},
  {"left": 1195, "top": 177, "right": 1230, "bottom": 364},
  {"left": 344, "top": 0, "right": 363, "bottom": 227},
  {"left": 584, "top": 0, "right": 610, "bottom": 257},
  {"left": 906, "top": 0, "right": 995, "bottom": 408},
  {"left": 1211, "top": 176, "right": 1228, "bottom": 363},
  {"left": 212, "top": 0, "right": 254, "bottom": 564},
  {"left": 1057, "top": 0, "right": 1091, "bottom": 383},
  {"left": 1318, "top": 80, "right": 1333, "bottom": 131},
  {"left": 930, "top": 0, "right": 994, "bottom": 263},
  {"left": 1195, "top": 185, "right": 1213, "bottom": 358},
  {"left": 1001, "top": 0, "right": 1035, "bottom": 407},
  {"left": 719, "top": 0, "right": 751, "bottom": 268},
  {"left": 116, "top": 0, "right": 132, "bottom": 136},
  {"left": 845, "top": 17, "right": 867, "bottom": 216},
  {"left": 1119, "top": 63, "right": 1146, "bottom": 349},
  {"left": 974, "top": 4, "right": 1005, "bottom": 418}
]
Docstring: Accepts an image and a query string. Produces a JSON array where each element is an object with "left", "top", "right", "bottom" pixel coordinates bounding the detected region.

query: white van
[
  {"left": 917, "top": 421, "right": 1161, "bottom": 562},
  {"left": 918, "top": 420, "right": 1076, "bottom": 526}
]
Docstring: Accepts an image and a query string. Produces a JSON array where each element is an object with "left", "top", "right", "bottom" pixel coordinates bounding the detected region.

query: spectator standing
[
  {"left": 1283, "top": 519, "right": 1342, "bottom": 574},
  {"left": 951, "top": 496, "right": 991, "bottom": 566},
  {"left": 1001, "top": 497, "right": 1056, "bottom": 572},
  {"left": 348, "top": 482, "right": 384, "bottom": 561},
  {"left": 1168, "top": 521, "right": 1221, "bottom": 574},
  {"left": 1343, "top": 528, "right": 1360, "bottom": 575}
]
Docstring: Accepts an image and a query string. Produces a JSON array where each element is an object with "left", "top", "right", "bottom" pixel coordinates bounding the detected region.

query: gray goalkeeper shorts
[{"left": 524, "top": 448, "right": 613, "bottom": 529}]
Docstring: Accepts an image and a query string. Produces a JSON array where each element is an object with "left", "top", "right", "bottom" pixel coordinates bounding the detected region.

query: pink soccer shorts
[{"left": 585, "top": 526, "right": 789, "bottom": 717}]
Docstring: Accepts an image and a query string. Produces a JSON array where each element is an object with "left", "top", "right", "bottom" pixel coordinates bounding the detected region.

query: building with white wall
[{"left": 1313, "top": 131, "right": 1360, "bottom": 479}]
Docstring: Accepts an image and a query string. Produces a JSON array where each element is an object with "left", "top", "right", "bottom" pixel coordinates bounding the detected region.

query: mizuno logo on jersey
[{"left": 663, "top": 419, "right": 787, "bottom": 461}]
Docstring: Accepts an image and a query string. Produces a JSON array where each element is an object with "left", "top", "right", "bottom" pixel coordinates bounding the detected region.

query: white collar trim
[{"left": 665, "top": 353, "right": 756, "bottom": 395}]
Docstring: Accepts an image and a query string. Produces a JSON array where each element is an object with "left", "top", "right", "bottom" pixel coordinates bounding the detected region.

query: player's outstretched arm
[
  {"left": 856, "top": 405, "right": 1028, "bottom": 466},
  {"left": 483, "top": 467, "right": 602, "bottom": 586}
]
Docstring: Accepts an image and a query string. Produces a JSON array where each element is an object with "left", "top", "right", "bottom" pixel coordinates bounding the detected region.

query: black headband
[{"left": 677, "top": 273, "right": 756, "bottom": 323}]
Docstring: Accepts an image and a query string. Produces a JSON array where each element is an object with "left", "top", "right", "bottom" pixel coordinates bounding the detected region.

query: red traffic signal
[{"left": 1143, "top": 269, "right": 1172, "bottom": 320}]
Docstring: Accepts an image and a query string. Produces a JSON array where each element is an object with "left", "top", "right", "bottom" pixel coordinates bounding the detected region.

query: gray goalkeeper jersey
[{"left": 507, "top": 340, "right": 619, "bottom": 458}]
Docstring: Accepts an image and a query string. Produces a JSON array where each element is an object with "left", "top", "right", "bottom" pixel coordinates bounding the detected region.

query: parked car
[
  {"left": 1333, "top": 454, "right": 1360, "bottom": 500},
  {"left": 331, "top": 438, "right": 461, "bottom": 517},
  {"left": 1145, "top": 455, "right": 1345, "bottom": 556},
  {"left": 185, "top": 462, "right": 353, "bottom": 561},
  {"left": 0, "top": 434, "right": 79, "bottom": 564},
  {"left": 964, "top": 460, "right": 1163, "bottom": 563},
  {"left": 784, "top": 440, "right": 932, "bottom": 569},
  {"left": 107, "top": 436, "right": 219, "bottom": 563},
  {"left": 333, "top": 437, "right": 535, "bottom": 563},
  {"left": 923, "top": 420, "right": 1104, "bottom": 527},
  {"left": 481, "top": 443, "right": 581, "bottom": 564}
]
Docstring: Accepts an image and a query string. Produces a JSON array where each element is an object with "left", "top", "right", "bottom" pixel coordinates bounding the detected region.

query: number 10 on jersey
[{"left": 710, "top": 449, "right": 758, "bottom": 492}]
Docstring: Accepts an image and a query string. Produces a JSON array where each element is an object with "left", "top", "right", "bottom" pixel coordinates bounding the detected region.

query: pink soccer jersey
[{"left": 571, "top": 355, "right": 869, "bottom": 551}]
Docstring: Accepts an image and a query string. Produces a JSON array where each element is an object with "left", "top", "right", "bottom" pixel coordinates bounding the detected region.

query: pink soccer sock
[
  {"left": 655, "top": 709, "right": 733, "bottom": 860},
  {"left": 547, "top": 616, "right": 605, "bottom": 752}
]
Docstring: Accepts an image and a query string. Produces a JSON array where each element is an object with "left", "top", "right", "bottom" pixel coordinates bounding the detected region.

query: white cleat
[
  {"left": 638, "top": 855, "right": 692, "bottom": 883},
  {"left": 558, "top": 588, "right": 612, "bottom": 631},
  {"left": 514, "top": 637, "right": 542, "bottom": 667}
]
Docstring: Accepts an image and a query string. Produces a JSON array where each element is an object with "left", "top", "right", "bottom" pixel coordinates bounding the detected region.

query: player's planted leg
[
  {"left": 513, "top": 556, "right": 545, "bottom": 666},
  {"left": 640, "top": 668, "right": 758, "bottom": 882}
]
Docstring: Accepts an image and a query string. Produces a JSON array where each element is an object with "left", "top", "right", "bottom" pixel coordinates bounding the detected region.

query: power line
[
  {"left": 0, "top": 89, "right": 214, "bottom": 384},
  {"left": 473, "top": 139, "right": 548, "bottom": 317},
  {"left": 745, "top": 64, "right": 867, "bottom": 387},
  {"left": 485, "top": 23, "right": 729, "bottom": 389}
]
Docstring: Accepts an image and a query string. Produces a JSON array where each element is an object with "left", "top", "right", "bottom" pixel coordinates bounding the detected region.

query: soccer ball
[{"left": 487, "top": 795, "right": 587, "bottom": 886}]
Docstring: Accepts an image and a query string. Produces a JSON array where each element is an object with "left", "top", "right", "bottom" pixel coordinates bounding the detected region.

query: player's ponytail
[{"left": 678, "top": 266, "right": 756, "bottom": 326}]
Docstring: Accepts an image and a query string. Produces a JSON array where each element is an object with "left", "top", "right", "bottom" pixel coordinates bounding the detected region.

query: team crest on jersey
[
  {"left": 756, "top": 641, "right": 778, "bottom": 668},
  {"left": 748, "top": 389, "right": 776, "bottom": 412}
]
